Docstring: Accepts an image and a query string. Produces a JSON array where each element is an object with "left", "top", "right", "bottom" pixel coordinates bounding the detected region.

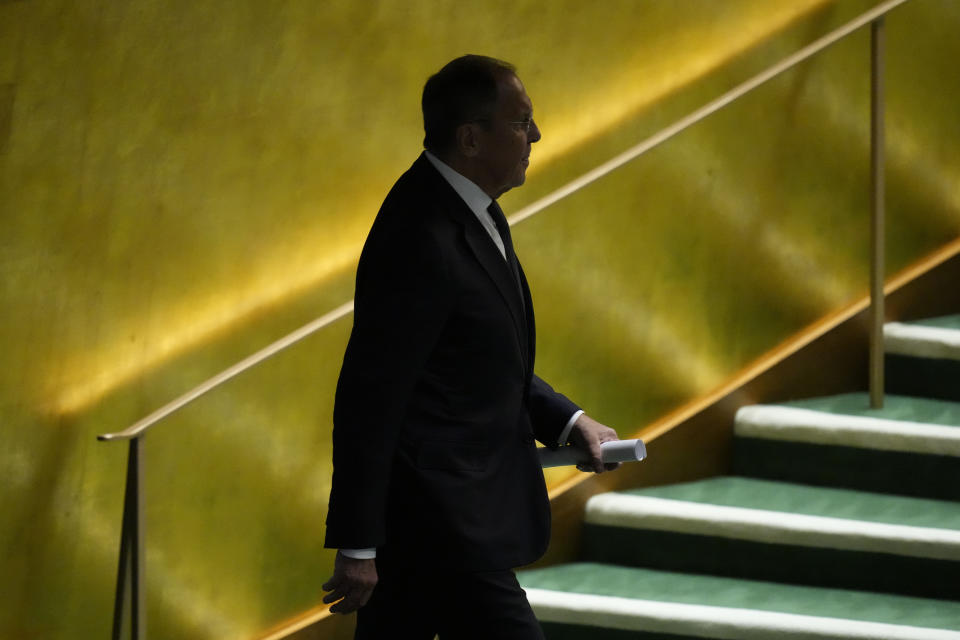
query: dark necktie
[{"left": 487, "top": 200, "right": 524, "bottom": 297}]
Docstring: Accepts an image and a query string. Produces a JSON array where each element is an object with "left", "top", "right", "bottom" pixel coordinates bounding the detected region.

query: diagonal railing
[{"left": 98, "top": 0, "right": 910, "bottom": 636}]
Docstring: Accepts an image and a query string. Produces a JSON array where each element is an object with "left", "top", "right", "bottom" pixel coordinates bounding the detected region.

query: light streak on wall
[
  {"left": 662, "top": 143, "right": 856, "bottom": 311},
  {"left": 75, "top": 499, "right": 254, "bottom": 639},
  {"left": 615, "top": 296, "right": 728, "bottom": 394},
  {"left": 529, "top": 0, "right": 834, "bottom": 171},
  {"left": 778, "top": 60, "right": 960, "bottom": 235},
  {"left": 53, "top": 229, "right": 367, "bottom": 416}
]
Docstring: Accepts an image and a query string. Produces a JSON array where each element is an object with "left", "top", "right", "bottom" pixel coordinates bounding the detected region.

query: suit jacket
[{"left": 324, "top": 153, "right": 579, "bottom": 572}]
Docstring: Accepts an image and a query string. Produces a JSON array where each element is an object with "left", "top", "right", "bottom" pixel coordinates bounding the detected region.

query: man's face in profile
[{"left": 475, "top": 73, "right": 541, "bottom": 199}]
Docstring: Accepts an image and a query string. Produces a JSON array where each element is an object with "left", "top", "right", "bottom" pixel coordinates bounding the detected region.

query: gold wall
[{"left": 1, "top": 0, "right": 958, "bottom": 638}]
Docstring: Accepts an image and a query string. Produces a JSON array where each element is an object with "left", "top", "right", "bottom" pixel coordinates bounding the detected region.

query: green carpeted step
[
  {"left": 736, "top": 393, "right": 960, "bottom": 455},
  {"left": 519, "top": 563, "right": 960, "bottom": 639},
  {"left": 909, "top": 315, "right": 960, "bottom": 330},
  {"left": 582, "top": 477, "right": 960, "bottom": 599},
  {"left": 886, "top": 315, "right": 960, "bottom": 403},
  {"left": 610, "top": 477, "right": 960, "bottom": 530},
  {"left": 780, "top": 393, "right": 960, "bottom": 425},
  {"left": 732, "top": 392, "right": 960, "bottom": 500},
  {"left": 886, "top": 315, "right": 960, "bottom": 361}
]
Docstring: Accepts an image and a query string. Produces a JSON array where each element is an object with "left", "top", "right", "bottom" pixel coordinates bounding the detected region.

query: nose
[{"left": 528, "top": 118, "right": 541, "bottom": 143}]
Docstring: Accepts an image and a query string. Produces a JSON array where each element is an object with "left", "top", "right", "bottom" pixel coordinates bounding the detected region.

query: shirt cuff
[
  {"left": 558, "top": 410, "right": 584, "bottom": 446},
  {"left": 340, "top": 548, "right": 377, "bottom": 560}
]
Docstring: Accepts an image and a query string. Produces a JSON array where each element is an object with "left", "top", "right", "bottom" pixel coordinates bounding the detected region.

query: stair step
[
  {"left": 886, "top": 316, "right": 960, "bottom": 402},
  {"left": 886, "top": 315, "right": 960, "bottom": 361},
  {"left": 519, "top": 563, "right": 960, "bottom": 639},
  {"left": 734, "top": 393, "right": 960, "bottom": 455},
  {"left": 732, "top": 393, "right": 960, "bottom": 499},
  {"left": 582, "top": 477, "right": 960, "bottom": 598}
]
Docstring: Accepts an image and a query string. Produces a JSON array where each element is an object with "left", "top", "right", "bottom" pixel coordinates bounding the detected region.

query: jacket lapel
[
  {"left": 517, "top": 261, "right": 536, "bottom": 377},
  {"left": 461, "top": 224, "right": 529, "bottom": 357}
]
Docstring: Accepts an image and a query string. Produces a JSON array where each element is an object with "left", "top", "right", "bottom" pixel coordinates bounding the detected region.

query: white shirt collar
[
  {"left": 424, "top": 150, "right": 493, "bottom": 219},
  {"left": 423, "top": 150, "right": 507, "bottom": 260}
]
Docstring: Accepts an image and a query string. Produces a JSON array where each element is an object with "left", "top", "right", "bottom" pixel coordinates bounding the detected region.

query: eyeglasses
[
  {"left": 507, "top": 118, "right": 535, "bottom": 134},
  {"left": 473, "top": 117, "right": 536, "bottom": 134}
]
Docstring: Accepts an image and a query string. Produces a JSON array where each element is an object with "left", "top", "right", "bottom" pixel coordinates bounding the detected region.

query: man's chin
[{"left": 495, "top": 170, "right": 528, "bottom": 198}]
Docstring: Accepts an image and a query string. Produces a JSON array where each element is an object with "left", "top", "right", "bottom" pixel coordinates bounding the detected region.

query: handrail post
[
  {"left": 111, "top": 437, "right": 145, "bottom": 640},
  {"left": 869, "top": 17, "right": 886, "bottom": 409}
]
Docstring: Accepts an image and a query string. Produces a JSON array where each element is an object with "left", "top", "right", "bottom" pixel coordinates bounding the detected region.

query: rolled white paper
[{"left": 538, "top": 439, "right": 647, "bottom": 468}]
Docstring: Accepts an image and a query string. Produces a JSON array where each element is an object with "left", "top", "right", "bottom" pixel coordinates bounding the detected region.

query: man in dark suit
[{"left": 322, "top": 55, "right": 620, "bottom": 639}]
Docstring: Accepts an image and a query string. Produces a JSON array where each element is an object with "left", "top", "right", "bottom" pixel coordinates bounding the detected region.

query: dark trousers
[{"left": 354, "top": 556, "right": 545, "bottom": 640}]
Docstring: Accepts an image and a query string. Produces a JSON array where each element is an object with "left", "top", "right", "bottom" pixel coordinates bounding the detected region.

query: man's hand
[
  {"left": 570, "top": 414, "right": 621, "bottom": 474},
  {"left": 322, "top": 551, "right": 378, "bottom": 614}
]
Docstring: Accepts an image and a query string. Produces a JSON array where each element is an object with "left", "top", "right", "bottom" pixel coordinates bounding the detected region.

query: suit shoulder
[{"left": 368, "top": 158, "right": 461, "bottom": 244}]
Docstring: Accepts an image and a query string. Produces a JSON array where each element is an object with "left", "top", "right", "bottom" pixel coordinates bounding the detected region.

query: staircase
[{"left": 519, "top": 314, "right": 960, "bottom": 639}]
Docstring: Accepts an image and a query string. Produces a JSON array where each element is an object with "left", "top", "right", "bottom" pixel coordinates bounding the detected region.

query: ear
[{"left": 455, "top": 122, "right": 482, "bottom": 158}]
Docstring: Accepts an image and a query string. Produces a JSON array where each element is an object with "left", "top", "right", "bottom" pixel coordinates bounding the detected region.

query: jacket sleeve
[
  {"left": 324, "top": 214, "right": 452, "bottom": 550},
  {"left": 527, "top": 374, "right": 580, "bottom": 449}
]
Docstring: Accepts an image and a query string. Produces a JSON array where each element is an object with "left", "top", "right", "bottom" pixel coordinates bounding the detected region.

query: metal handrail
[
  {"left": 97, "top": 301, "right": 355, "bottom": 442},
  {"left": 100, "top": 0, "right": 909, "bottom": 635}
]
